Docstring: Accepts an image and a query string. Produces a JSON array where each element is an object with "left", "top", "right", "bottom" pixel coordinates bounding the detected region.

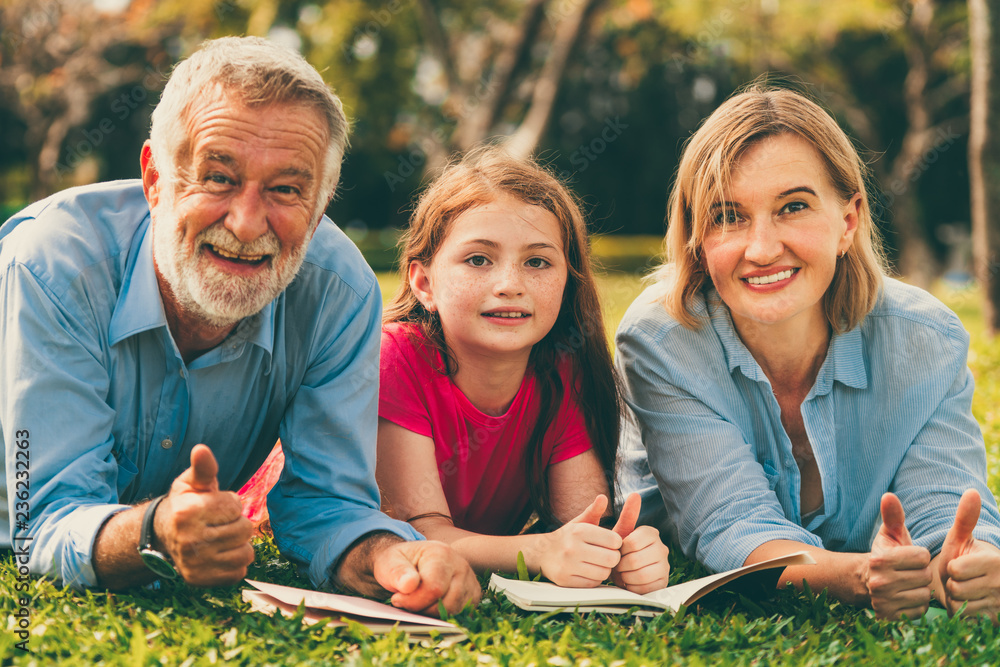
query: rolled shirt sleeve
[
  {"left": 617, "top": 278, "right": 1000, "bottom": 575},
  {"left": 616, "top": 293, "right": 821, "bottom": 574},
  {"left": 2, "top": 244, "right": 131, "bottom": 588},
  {"left": 1, "top": 181, "right": 422, "bottom": 590},
  {"left": 268, "top": 271, "right": 421, "bottom": 588}
]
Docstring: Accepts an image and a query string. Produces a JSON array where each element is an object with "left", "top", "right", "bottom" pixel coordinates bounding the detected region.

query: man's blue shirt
[
  {"left": 0, "top": 180, "right": 419, "bottom": 588},
  {"left": 617, "top": 277, "right": 1000, "bottom": 574}
]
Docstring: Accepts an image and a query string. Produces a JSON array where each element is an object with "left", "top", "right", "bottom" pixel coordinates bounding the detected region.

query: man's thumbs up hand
[{"left": 156, "top": 444, "right": 255, "bottom": 586}]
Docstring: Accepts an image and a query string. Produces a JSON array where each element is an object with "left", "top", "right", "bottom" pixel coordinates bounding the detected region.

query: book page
[
  {"left": 488, "top": 575, "right": 667, "bottom": 612},
  {"left": 646, "top": 551, "right": 816, "bottom": 612},
  {"left": 244, "top": 579, "right": 459, "bottom": 629}
]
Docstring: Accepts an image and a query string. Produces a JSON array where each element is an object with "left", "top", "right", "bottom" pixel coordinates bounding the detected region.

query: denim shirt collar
[
  {"left": 108, "top": 216, "right": 275, "bottom": 362},
  {"left": 707, "top": 287, "right": 868, "bottom": 394}
]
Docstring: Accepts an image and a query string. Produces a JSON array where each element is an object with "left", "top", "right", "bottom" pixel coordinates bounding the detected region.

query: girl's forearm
[{"left": 410, "top": 517, "right": 547, "bottom": 575}]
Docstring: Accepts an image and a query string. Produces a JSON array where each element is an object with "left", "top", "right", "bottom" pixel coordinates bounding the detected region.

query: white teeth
[
  {"left": 213, "top": 246, "right": 266, "bottom": 262},
  {"left": 746, "top": 269, "right": 793, "bottom": 286},
  {"left": 489, "top": 312, "right": 529, "bottom": 318}
]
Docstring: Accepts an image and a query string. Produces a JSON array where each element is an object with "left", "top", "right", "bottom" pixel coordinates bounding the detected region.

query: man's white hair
[{"left": 149, "top": 36, "right": 349, "bottom": 211}]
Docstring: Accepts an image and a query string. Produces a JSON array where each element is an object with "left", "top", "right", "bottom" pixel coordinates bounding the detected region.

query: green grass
[{"left": 4, "top": 272, "right": 1000, "bottom": 666}]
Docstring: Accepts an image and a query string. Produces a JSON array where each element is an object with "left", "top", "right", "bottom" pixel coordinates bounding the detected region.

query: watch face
[{"left": 139, "top": 549, "right": 179, "bottom": 579}]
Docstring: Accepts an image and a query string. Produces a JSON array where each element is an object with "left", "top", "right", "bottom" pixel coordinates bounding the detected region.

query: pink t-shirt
[{"left": 379, "top": 322, "right": 593, "bottom": 536}]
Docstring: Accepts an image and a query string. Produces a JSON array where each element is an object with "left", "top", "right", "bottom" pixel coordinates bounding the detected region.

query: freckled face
[
  {"left": 700, "top": 133, "right": 859, "bottom": 334},
  {"left": 148, "top": 94, "right": 329, "bottom": 327},
  {"left": 409, "top": 196, "right": 569, "bottom": 365}
]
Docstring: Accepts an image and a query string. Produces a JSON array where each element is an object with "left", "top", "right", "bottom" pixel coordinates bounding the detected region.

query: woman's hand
[
  {"left": 532, "top": 495, "right": 623, "bottom": 587},
  {"left": 610, "top": 493, "right": 671, "bottom": 594},
  {"left": 867, "top": 493, "right": 932, "bottom": 620},
  {"left": 936, "top": 489, "right": 1000, "bottom": 622}
]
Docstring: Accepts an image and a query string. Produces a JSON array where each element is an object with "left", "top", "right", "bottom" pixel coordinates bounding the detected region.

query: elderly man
[{"left": 0, "top": 36, "right": 479, "bottom": 615}]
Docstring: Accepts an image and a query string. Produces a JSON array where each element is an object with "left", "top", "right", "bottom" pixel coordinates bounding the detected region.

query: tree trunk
[
  {"left": 969, "top": 0, "right": 1000, "bottom": 334},
  {"left": 887, "top": 0, "right": 939, "bottom": 289},
  {"left": 504, "top": 0, "right": 605, "bottom": 159}
]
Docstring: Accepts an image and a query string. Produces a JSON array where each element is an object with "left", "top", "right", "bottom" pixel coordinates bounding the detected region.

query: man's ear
[
  {"left": 140, "top": 141, "right": 161, "bottom": 209},
  {"left": 408, "top": 260, "right": 436, "bottom": 312}
]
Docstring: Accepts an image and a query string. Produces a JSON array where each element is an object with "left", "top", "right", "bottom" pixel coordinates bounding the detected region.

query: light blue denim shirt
[
  {"left": 617, "top": 277, "right": 1000, "bottom": 574},
  {"left": 0, "top": 180, "right": 420, "bottom": 588}
]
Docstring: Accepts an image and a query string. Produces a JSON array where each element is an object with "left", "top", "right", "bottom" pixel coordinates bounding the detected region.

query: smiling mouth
[
  {"left": 744, "top": 269, "right": 796, "bottom": 286},
  {"left": 207, "top": 244, "right": 270, "bottom": 266},
  {"left": 484, "top": 312, "right": 530, "bottom": 319}
]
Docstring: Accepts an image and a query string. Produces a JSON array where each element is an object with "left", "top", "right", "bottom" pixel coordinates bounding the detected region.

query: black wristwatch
[{"left": 138, "top": 495, "right": 178, "bottom": 579}]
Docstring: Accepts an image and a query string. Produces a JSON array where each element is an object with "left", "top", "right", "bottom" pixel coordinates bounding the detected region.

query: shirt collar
[
  {"left": 108, "top": 216, "right": 168, "bottom": 346},
  {"left": 108, "top": 216, "right": 276, "bottom": 362},
  {"left": 707, "top": 287, "right": 868, "bottom": 393}
]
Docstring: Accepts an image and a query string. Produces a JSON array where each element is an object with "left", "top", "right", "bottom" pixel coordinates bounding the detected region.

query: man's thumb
[
  {"left": 944, "top": 489, "right": 981, "bottom": 556},
  {"left": 374, "top": 546, "right": 421, "bottom": 596},
  {"left": 879, "top": 493, "right": 911, "bottom": 546},
  {"left": 569, "top": 494, "right": 608, "bottom": 526},
  {"left": 612, "top": 492, "right": 641, "bottom": 539},
  {"left": 180, "top": 444, "right": 219, "bottom": 493}
]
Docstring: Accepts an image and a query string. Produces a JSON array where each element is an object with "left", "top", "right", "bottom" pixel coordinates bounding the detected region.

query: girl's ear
[{"left": 408, "top": 260, "right": 436, "bottom": 312}]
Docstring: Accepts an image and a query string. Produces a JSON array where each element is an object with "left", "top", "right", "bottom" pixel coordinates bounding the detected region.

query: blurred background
[{"left": 0, "top": 0, "right": 991, "bottom": 291}]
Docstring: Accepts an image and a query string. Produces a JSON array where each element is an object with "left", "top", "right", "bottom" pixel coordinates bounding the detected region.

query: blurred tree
[
  {"left": 969, "top": 0, "right": 1000, "bottom": 333},
  {"left": 652, "top": 0, "right": 969, "bottom": 286},
  {"left": 0, "top": 0, "right": 173, "bottom": 200}
]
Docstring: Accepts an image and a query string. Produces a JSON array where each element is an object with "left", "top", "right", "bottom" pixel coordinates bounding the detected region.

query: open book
[
  {"left": 242, "top": 579, "right": 466, "bottom": 641},
  {"left": 489, "top": 551, "right": 815, "bottom": 616}
]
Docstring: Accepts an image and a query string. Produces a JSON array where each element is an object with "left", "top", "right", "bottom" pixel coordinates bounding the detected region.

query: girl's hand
[
  {"left": 610, "top": 493, "right": 671, "bottom": 594},
  {"left": 535, "top": 495, "right": 623, "bottom": 587}
]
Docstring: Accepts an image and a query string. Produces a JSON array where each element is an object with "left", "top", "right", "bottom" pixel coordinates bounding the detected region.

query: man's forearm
[
  {"left": 93, "top": 503, "right": 158, "bottom": 590},
  {"left": 334, "top": 531, "right": 404, "bottom": 597},
  {"left": 745, "top": 540, "right": 871, "bottom": 607}
]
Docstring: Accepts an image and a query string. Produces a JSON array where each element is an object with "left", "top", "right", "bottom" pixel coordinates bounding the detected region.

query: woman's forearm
[{"left": 745, "top": 540, "right": 871, "bottom": 607}]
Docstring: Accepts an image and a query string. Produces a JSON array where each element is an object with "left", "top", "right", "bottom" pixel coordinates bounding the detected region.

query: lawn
[{"left": 3, "top": 270, "right": 1000, "bottom": 666}]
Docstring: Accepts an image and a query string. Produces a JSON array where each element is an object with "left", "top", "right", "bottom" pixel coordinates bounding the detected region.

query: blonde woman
[{"left": 618, "top": 84, "right": 1000, "bottom": 620}]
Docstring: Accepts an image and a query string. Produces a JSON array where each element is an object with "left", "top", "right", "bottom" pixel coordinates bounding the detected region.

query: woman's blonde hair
[{"left": 655, "top": 82, "right": 888, "bottom": 332}]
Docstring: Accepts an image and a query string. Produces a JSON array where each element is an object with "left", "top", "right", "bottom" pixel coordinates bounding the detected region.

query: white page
[{"left": 244, "top": 579, "right": 458, "bottom": 629}]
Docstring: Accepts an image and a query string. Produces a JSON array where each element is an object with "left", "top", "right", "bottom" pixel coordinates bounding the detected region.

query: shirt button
[
  {"left": 161, "top": 438, "right": 173, "bottom": 449},
  {"left": 179, "top": 369, "right": 185, "bottom": 378}
]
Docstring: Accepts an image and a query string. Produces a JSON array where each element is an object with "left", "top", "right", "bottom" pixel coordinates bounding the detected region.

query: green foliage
[{"left": 4, "top": 273, "right": 1000, "bottom": 665}]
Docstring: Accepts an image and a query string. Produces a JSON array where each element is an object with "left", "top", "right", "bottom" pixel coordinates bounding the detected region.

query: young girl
[{"left": 376, "top": 146, "right": 670, "bottom": 592}]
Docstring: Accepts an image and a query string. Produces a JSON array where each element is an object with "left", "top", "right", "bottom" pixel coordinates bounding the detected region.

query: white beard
[{"left": 151, "top": 205, "right": 311, "bottom": 329}]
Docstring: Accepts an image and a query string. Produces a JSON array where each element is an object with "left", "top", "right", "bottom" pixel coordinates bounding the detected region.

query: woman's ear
[
  {"left": 839, "top": 192, "right": 862, "bottom": 254},
  {"left": 408, "top": 260, "right": 436, "bottom": 312}
]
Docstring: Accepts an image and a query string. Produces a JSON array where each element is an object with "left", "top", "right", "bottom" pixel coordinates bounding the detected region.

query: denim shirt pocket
[
  {"left": 761, "top": 459, "right": 780, "bottom": 491},
  {"left": 114, "top": 449, "right": 139, "bottom": 499}
]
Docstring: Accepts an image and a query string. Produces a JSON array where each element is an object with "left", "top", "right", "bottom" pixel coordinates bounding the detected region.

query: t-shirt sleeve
[
  {"left": 378, "top": 326, "right": 435, "bottom": 439},
  {"left": 547, "top": 364, "right": 594, "bottom": 464}
]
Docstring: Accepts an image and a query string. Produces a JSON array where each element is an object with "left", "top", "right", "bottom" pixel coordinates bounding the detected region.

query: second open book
[{"left": 489, "top": 551, "right": 815, "bottom": 616}]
